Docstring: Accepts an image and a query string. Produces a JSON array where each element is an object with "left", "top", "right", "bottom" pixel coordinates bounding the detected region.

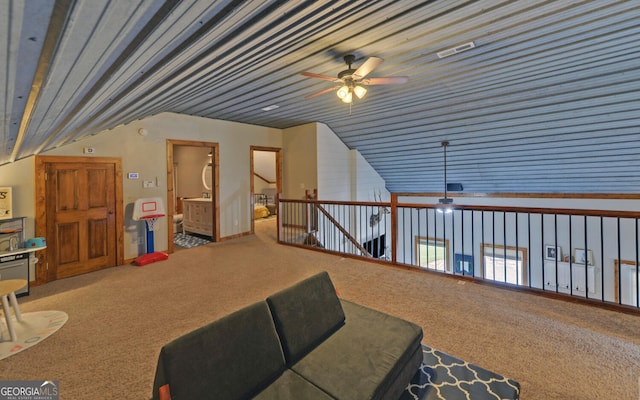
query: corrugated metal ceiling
[{"left": 2, "top": 0, "right": 639, "bottom": 193}]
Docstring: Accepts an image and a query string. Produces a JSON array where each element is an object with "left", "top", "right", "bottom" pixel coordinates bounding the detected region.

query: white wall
[
  {"left": 282, "top": 123, "right": 317, "bottom": 198},
  {"left": 253, "top": 150, "right": 276, "bottom": 182},
  {"left": 253, "top": 150, "right": 276, "bottom": 197},
  {"left": 352, "top": 149, "right": 388, "bottom": 202},
  {"left": 316, "top": 123, "right": 351, "bottom": 201},
  {"left": 174, "top": 146, "right": 211, "bottom": 200}
]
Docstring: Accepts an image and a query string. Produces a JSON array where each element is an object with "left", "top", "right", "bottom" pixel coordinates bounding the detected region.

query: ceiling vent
[
  {"left": 437, "top": 41, "right": 475, "bottom": 59},
  {"left": 261, "top": 105, "right": 279, "bottom": 111}
]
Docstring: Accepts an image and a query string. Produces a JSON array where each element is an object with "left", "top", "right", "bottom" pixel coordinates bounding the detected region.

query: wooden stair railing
[
  {"left": 313, "top": 203, "right": 372, "bottom": 257},
  {"left": 301, "top": 189, "right": 371, "bottom": 257}
]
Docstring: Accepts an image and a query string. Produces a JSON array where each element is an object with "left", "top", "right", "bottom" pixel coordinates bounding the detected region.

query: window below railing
[
  {"left": 278, "top": 196, "right": 640, "bottom": 311},
  {"left": 481, "top": 244, "right": 527, "bottom": 286},
  {"left": 415, "top": 237, "right": 448, "bottom": 272}
]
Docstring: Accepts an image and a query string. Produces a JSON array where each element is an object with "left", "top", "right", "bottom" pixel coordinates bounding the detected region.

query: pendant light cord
[{"left": 442, "top": 141, "right": 449, "bottom": 199}]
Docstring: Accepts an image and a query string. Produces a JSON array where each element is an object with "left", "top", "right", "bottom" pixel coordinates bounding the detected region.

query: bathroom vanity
[{"left": 182, "top": 198, "right": 213, "bottom": 237}]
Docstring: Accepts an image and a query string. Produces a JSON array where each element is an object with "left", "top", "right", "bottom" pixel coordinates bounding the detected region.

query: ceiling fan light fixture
[
  {"left": 337, "top": 85, "right": 349, "bottom": 99},
  {"left": 341, "top": 91, "right": 353, "bottom": 103},
  {"left": 353, "top": 85, "right": 367, "bottom": 99}
]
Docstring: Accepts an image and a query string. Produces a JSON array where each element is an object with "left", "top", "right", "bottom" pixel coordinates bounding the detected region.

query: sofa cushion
[
  {"left": 266, "top": 272, "right": 345, "bottom": 364},
  {"left": 290, "top": 299, "right": 423, "bottom": 400},
  {"left": 151, "top": 301, "right": 286, "bottom": 400},
  {"left": 253, "top": 369, "right": 334, "bottom": 400}
]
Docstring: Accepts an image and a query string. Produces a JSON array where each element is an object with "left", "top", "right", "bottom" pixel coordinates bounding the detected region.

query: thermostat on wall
[{"left": 128, "top": 172, "right": 139, "bottom": 179}]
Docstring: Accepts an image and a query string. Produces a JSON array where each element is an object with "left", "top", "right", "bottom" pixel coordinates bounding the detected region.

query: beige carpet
[{"left": 4, "top": 218, "right": 640, "bottom": 399}]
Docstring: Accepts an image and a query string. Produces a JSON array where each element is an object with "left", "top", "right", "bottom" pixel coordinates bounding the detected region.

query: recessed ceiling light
[{"left": 261, "top": 105, "right": 279, "bottom": 111}]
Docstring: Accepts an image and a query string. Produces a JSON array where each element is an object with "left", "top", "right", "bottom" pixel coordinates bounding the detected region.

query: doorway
[
  {"left": 166, "top": 139, "right": 220, "bottom": 253},
  {"left": 35, "top": 156, "right": 124, "bottom": 284},
  {"left": 251, "top": 146, "right": 282, "bottom": 234}
]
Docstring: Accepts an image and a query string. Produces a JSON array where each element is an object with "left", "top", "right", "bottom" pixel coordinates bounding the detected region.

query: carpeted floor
[{"left": 4, "top": 218, "right": 640, "bottom": 399}]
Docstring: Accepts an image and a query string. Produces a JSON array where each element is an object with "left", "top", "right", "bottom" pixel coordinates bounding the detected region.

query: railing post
[
  {"left": 276, "top": 192, "right": 281, "bottom": 243},
  {"left": 391, "top": 193, "right": 398, "bottom": 264}
]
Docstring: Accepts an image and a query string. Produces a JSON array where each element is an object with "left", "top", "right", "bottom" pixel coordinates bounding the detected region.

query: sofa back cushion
[
  {"left": 152, "top": 301, "right": 285, "bottom": 400},
  {"left": 266, "top": 272, "right": 345, "bottom": 364}
]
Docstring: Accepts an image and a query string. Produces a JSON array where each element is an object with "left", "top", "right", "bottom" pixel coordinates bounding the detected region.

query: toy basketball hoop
[{"left": 133, "top": 197, "right": 168, "bottom": 266}]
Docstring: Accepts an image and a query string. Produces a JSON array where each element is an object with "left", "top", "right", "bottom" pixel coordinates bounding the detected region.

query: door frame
[
  {"left": 250, "top": 146, "right": 282, "bottom": 233},
  {"left": 166, "top": 139, "right": 220, "bottom": 253},
  {"left": 35, "top": 155, "right": 124, "bottom": 285}
]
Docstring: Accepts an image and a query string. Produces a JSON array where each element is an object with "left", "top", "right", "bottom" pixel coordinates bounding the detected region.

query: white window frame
[
  {"left": 481, "top": 244, "right": 528, "bottom": 286},
  {"left": 415, "top": 236, "right": 450, "bottom": 272}
]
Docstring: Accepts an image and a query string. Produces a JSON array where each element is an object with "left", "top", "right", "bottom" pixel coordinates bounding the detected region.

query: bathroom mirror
[{"left": 202, "top": 163, "right": 212, "bottom": 191}]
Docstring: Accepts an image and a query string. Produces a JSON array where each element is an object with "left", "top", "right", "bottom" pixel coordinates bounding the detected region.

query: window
[
  {"left": 481, "top": 244, "right": 527, "bottom": 286},
  {"left": 415, "top": 237, "right": 449, "bottom": 272}
]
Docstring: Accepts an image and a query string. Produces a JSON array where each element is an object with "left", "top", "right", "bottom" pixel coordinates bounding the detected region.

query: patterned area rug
[
  {"left": 173, "top": 233, "right": 211, "bottom": 249},
  {"left": 0, "top": 311, "right": 68, "bottom": 360},
  {"left": 401, "top": 345, "right": 520, "bottom": 400}
]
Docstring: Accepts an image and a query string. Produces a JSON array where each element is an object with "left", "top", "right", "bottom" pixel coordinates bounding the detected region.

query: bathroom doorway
[
  {"left": 251, "top": 146, "right": 282, "bottom": 234},
  {"left": 166, "top": 139, "right": 220, "bottom": 253}
]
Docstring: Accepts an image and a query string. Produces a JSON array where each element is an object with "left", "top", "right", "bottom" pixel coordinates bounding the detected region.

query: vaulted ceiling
[{"left": 2, "top": 0, "right": 640, "bottom": 193}]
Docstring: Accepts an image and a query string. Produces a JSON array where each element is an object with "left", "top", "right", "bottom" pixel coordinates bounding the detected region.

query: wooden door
[{"left": 45, "top": 162, "right": 117, "bottom": 279}]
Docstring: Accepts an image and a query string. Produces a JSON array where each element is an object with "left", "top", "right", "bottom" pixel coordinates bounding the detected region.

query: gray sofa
[{"left": 151, "top": 271, "right": 423, "bottom": 400}]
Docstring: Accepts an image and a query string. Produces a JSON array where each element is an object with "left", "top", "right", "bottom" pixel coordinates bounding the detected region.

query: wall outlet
[
  {"left": 83, "top": 146, "right": 95, "bottom": 154},
  {"left": 143, "top": 180, "right": 154, "bottom": 188}
]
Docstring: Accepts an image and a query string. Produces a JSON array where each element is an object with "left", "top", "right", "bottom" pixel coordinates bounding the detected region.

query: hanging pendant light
[{"left": 438, "top": 141, "right": 453, "bottom": 213}]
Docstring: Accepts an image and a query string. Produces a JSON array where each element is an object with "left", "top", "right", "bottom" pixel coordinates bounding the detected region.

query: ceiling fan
[{"left": 301, "top": 54, "right": 408, "bottom": 103}]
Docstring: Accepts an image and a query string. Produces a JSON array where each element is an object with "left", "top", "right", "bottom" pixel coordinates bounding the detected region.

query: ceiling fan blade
[
  {"left": 362, "top": 76, "right": 409, "bottom": 85},
  {"left": 353, "top": 56, "right": 383, "bottom": 79},
  {"left": 301, "top": 72, "right": 341, "bottom": 82},
  {"left": 305, "top": 86, "right": 340, "bottom": 99}
]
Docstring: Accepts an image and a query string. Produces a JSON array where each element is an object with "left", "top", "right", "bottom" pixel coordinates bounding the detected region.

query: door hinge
[
  {"left": 46, "top": 262, "right": 48, "bottom": 270},
  {"left": 44, "top": 172, "right": 48, "bottom": 181}
]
